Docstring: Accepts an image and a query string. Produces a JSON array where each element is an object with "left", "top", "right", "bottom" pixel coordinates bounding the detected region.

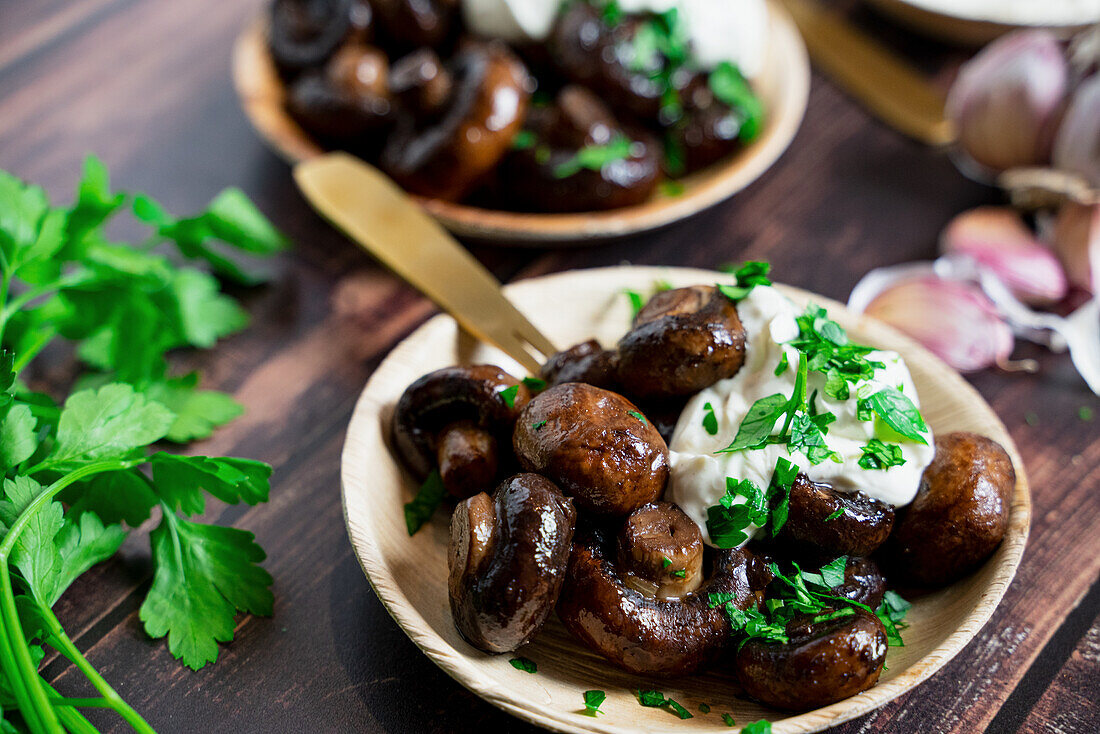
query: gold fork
[{"left": 293, "top": 152, "right": 558, "bottom": 374}]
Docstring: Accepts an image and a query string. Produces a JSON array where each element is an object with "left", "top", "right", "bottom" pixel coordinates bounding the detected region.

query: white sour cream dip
[
  {"left": 461, "top": 0, "right": 769, "bottom": 79},
  {"left": 667, "top": 285, "right": 936, "bottom": 548}
]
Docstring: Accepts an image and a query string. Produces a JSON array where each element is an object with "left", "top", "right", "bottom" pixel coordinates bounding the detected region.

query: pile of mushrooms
[
  {"left": 389, "top": 284, "right": 1016, "bottom": 713},
  {"left": 267, "top": 0, "right": 763, "bottom": 212}
]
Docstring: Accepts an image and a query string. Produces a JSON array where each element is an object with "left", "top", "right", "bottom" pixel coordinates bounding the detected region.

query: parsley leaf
[
  {"left": 498, "top": 384, "right": 520, "bottom": 408},
  {"left": 723, "top": 713, "right": 736, "bottom": 726},
  {"left": 404, "top": 470, "right": 445, "bottom": 536},
  {"left": 149, "top": 453, "right": 272, "bottom": 516},
  {"left": 583, "top": 689, "right": 606, "bottom": 715},
  {"left": 628, "top": 410, "right": 647, "bottom": 423},
  {"left": 49, "top": 384, "right": 175, "bottom": 466},
  {"left": 709, "top": 62, "right": 764, "bottom": 142},
  {"left": 702, "top": 401, "right": 718, "bottom": 435},
  {"left": 818, "top": 556, "right": 848, "bottom": 588},
  {"left": 521, "top": 376, "right": 547, "bottom": 392},
  {"left": 624, "top": 289, "right": 645, "bottom": 318},
  {"left": 742, "top": 719, "right": 773, "bottom": 734},
  {"left": 139, "top": 512, "right": 273, "bottom": 670},
  {"left": 509, "top": 656, "right": 537, "bottom": 674},
  {"left": 553, "top": 134, "right": 635, "bottom": 179},
  {"left": 858, "top": 439, "right": 906, "bottom": 470},
  {"left": 716, "top": 262, "right": 772, "bottom": 302},
  {"left": 824, "top": 508, "right": 844, "bottom": 522},
  {"left": 858, "top": 386, "right": 929, "bottom": 444}
]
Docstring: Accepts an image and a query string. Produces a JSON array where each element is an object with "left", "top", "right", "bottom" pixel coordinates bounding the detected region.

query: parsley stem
[
  {"left": 0, "top": 459, "right": 142, "bottom": 734},
  {"left": 0, "top": 613, "right": 50, "bottom": 732},
  {"left": 49, "top": 696, "right": 114, "bottom": 709}
]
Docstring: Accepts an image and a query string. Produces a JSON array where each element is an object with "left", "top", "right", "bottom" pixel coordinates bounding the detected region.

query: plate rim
[
  {"left": 340, "top": 265, "right": 1031, "bottom": 733},
  {"left": 231, "top": 2, "right": 810, "bottom": 244}
]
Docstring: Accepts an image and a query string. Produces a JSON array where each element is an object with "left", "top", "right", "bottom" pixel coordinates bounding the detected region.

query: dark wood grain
[{"left": 1, "top": 0, "right": 1097, "bottom": 732}]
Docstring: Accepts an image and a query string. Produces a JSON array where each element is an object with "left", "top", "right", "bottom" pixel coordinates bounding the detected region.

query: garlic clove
[
  {"left": 940, "top": 206, "right": 1068, "bottom": 305},
  {"left": 1052, "top": 74, "right": 1100, "bottom": 189},
  {"left": 854, "top": 272, "right": 1014, "bottom": 373},
  {"left": 946, "top": 30, "right": 1068, "bottom": 174},
  {"left": 1050, "top": 201, "right": 1100, "bottom": 293}
]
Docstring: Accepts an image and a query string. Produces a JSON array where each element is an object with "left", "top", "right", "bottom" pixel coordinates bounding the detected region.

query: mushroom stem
[
  {"left": 616, "top": 502, "right": 704, "bottom": 599},
  {"left": 437, "top": 421, "right": 498, "bottom": 499}
]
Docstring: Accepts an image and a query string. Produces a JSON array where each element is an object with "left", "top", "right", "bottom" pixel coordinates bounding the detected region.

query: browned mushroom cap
[
  {"left": 539, "top": 340, "right": 620, "bottom": 391},
  {"left": 667, "top": 74, "right": 755, "bottom": 174},
  {"left": 776, "top": 475, "right": 896, "bottom": 557},
  {"left": 269, "top": 0, "right": 356, "bottom": 77},
  {"left": 392, "top": 365, "right": 530, "bottom": 498},
  {"left": 616, "top": 286, "right": 747, "bottom": 398},
  {"left": 885, "top": 431, "right": 1015, "bottom": 586},
  {"left": 286, "top": 42, "right": 393, "bottom": 143},
  {"left": 833, "top": 556, "right": 887, "bottom": 610},
  {"left": 512, "top": 383, "right": 668, "bottom": 516},
  {"left": 617, "top": 502, "right": 704, "bottom": 599},
  {"left": 499, "top": 86, "right": 661, "bottom": 213},
  {"left": 736, "top": 610, "right": 888, "bottom": 710},
  {"left": 372, "top": 0, "right": 458, "bottom": 53},
  {"left": 449, "top": 473, "right": 576, "bottom": 653},
  {"left": 381, "top": 41, "right": 531, "bottom": 201},
  {"left": 558, "top": 523, "right": 770, "bottom": 675}
]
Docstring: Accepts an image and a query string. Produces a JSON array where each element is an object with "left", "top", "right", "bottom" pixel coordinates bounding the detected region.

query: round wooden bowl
[
  {"left": 864, "top": 0, "right": 1096, "bottom": 45},
  {"left": 231, "top": 3, "right": 810, "bottom": 244},
  {"left": 341, "top": 266, "right": 1030, "bottom": 733}
]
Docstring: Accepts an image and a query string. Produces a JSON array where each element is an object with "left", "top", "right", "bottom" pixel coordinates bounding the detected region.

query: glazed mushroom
[
  {"left": 268, "top": 0, "right": 359, "bottom": 77},
  {"left": 885, "top": 431, "right": 1015, "bottom": 586},
  {"left": 668, "top": 73, "right": 757, "bottom": 174},
  {"left": 499, "top": 85, "right": 661, "bottom": 212},
  {"left": 512, "top": 383, "right": 668, "bottom": 516},
  {"left": 449, "top": 473, "right": 576, "bottom": 653},
  {"left": 618, "top": 502, "right": 705, "bottom": 599},
  {"left": 381, "top": 41, "right": 531, "bottom": 201},
  {"left": 775, "top": 475, "right": 896, "bottom": 557},
  {"left": 539, "top": 339, "right": 620, "bottom": 391},
  {"left": 616, "top": 285, "right": 747, "bottom": 398},
  {"left": 735, "top": 610, "right": 888, "bottom": 711},
  {"left": 371, "top": 0, "right": 458, "bottom": 53},
  {"left": 558, "top": 521, "right": 770, "bottom": 675},
  {"left": 832, "top": 556, "right": 887, "bottom": 610},
  {"left": 286, "top": 41, "right": 393, "bottom": 144},
  {"left": 392, "top": 365, "right": 530, "bottom": 498}
]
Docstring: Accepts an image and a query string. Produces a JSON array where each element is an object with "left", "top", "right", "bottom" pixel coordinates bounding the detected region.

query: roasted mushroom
[
  {"left": 512, "top": 383, "right": 668, "bottom": 515},
  {"left": 616, "top": 286, "right": 747, "bottom": 398},
  {"left": 286, "top": 41, "right": 393, "bottom": 144},
  {"left": 392, "top": 365, "right": 530, "bottom": 498},
  {"left": 269, "top": 0, "right": 359, "bottom": 77},
  {"left": 381, "top": 41, "right": 531, "bottom": 201},
  {"left": 735, "top": 610, "right": 888, "bottom": 711},
  {"left": 539, "top": 339, "right": 620, "bottom": 391},
  {"left": 618, "top": 502, "right": 705, "bottom": 599},
  {"left": 832, "top": 556, "right": 887, "bottom": 610},
  {"left": 775, "top": 475, "right": 896, "bottom": 558},
  {"left": 886, "top": 432, "right": 1015, "bottom": 586},
  {"left": 558, "top": 522, "right": 770, "bottom": 675},
  {"left": 449, "top": 473, "right": 576, "bottom": 653},
  {"left": 371, "top": 0, "right": 458, "bottom": 53},
  {"left": 499, "top": 85, "right": 661, "bottom": 212},
  {"left": 666, "top": 73, "right": 758, "bottom": 174}
]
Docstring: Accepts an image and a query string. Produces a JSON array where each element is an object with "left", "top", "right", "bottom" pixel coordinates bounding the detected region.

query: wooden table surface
[{"left": 1, "top": 0, "right": 1098, "bottom": 732}]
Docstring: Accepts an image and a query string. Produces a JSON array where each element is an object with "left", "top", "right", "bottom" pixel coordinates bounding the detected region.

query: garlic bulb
[
  {"left": 1052, "top": 74, "right": 1100, "bottom": 188},
  {"left": 940, "top": 206, "right": 1068, "bottom": 305},
  {"left": 1051, "top": 201, "right": 1100, "bottom": 293},
  {"left": 946, "top": 30, "right": 1068, "bottom": 173},
  {"left": 852, "top": 270, "right": 1015, "bottom": 373}
]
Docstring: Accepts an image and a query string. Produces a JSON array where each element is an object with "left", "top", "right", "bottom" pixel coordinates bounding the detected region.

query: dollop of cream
[
  {"left": 667, "top": 285, "right": 936, "bottom": 547},
  {"left": 461, "top": 0, "right": 769, "bottom": 78}
]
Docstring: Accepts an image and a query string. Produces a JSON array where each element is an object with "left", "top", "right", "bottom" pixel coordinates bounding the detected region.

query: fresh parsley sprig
[
  {"left": 0, "top": 157, "right": 285, "bottom": 733},
  {"left": 704, "top": 457, "right": 798, "bottom": 548}
]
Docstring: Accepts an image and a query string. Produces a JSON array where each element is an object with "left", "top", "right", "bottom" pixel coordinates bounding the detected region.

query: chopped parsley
[
  {"left": 790, "top": 305, "right": 884, "bottom": 401},
  {"left": 404, "top": 470, "right": 445, "bottom": 535},
  {"left": 600, "top": 0, "right": 623, "bottom": 25},
  {"left": 876, "top": 590, "right": 912, "bottom": 647},
  {"left": 671, "top": 568, "right": 687, "bottom": 578},
  {"left": 824, "top": 508, "right": 844, "bottom": 522},
  {"left": 662, "top": 556, "right": 672, "bottom": 568},
  {"left": 522, "top": 376, "right": 547, "bottom": 392},
  {"left": 553, "top": 133, "right": 636, "bottom": 178},
  {"left": 624, "top": 288, "right": 645, "bottom": 318},
  {"left": 717, "top": 261, "right": 772, "bottom": 302},
  {"left": 774, "top": 352, "right": 789, "bottom": 376},
  {"left": 628, "top": 410, "right": 647, "bottom": 424},
  {"left": 660, "top": 179, "right": 685, "bottom": 197},
  {"left": 509, "top": 656, "right": 537, "bottom": 674},
  {"left": 625, "top": 9, "right": 690, "bottom": 121},
  {"left": 856, "top": 386, "right": 929, "bottom": 444},
  {"left": 498, "top": 384, "right": 520, "bottom": 408},
  {"left": 511, "top": 130, "right": 536, "bottom": 150},
  {"left": 532, "top": 419, "right": 547, "bottom": 431},
  {"left": 705, "top": 458, "right": 798, "bottom": 547},
  {"left": 699, "top": 703, "right": 711, "bottom": 713},
  {"left": 635, "top": 690, "right": 692, "bottom": 719},
  {"left": 702, "top": 401, "right": 719, "bottom": 435},
  {"left": 1079, "top": 406, "right": 1094, "bottom": 422},
  {"left": 742, "top": 720, "right": 773, "bottom": 734},
  {"left": 722, "top": 713, "right": 736, "bottom": 727},
  {"left": 709, "top": 61, "right": 765, "bottom": 143},
  {"left": 859, "top": 439, "right": 906, "bottom": 470},
  {"left": 583, "top": 689, "right": 606, "bottom": 716}
]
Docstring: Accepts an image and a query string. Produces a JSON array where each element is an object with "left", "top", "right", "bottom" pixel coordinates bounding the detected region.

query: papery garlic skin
[
  {"left": 859, "top": 274, "right": 1014, "bottom": 373},
  {"left": 1053, "top": 74, "right": 1100, "bottom": 189},
  {"left": 941, "top": 207, "right": 1068, "bottom": 305},
  {"left": 946, "top": 30, "right": 1068, "bottom": 173},
  {"left": 1051, "top": 201, "right": 1100, "bottom": 293}
]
